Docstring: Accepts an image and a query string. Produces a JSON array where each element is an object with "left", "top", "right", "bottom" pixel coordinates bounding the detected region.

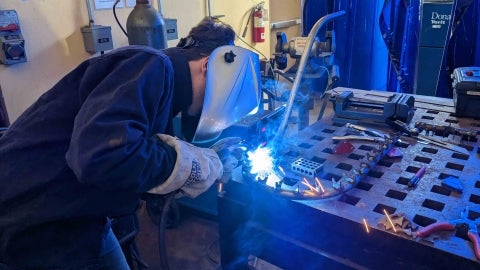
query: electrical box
[
  {"left": 164, "top": 18, "right": 178, "bottom": 40},
  {"left": 0, "top": 10, "right": 27, "bottom": 65},
  {"left": 81, "top": 25, "right": 113, "bottom": 53}
]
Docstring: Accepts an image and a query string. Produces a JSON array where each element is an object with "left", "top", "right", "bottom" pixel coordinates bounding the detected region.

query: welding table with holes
[{"left": 217, "top": 88, "right": 480, "bottom": 270}]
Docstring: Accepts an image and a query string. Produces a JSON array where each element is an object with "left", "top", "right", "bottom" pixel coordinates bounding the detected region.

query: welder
[{"left": 0, "top": 17, "right": 258, "bottom": 269}]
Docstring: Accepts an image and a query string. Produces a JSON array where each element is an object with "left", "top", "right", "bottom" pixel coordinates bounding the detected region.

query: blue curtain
[
  {"left": 302, "top": 0, "right": 480, "bottom": 96},
  {"left": 303, "top": 0, "right": 388, "bottom": 91}
]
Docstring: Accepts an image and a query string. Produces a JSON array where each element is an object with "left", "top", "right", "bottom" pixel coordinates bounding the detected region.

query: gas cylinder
[{"left": 126, "top": 0, "right": 167, "bottom": 49}]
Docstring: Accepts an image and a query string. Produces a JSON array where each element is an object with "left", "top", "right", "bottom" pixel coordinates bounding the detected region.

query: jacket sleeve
[{"left": 65, "top": 50, "right": 176, "bottom": 193}]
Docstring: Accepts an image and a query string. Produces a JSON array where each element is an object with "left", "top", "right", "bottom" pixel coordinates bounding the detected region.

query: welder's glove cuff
[{"left": 148, "top": 134, "right": 223, "bottom": 198}]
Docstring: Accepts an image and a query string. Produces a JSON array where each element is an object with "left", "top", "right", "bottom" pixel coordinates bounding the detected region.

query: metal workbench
[{"left": 218, "top": 88, "right": 480, "bottom": 270}]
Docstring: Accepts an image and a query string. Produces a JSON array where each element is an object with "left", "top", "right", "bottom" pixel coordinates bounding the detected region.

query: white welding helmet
[{"left": 192, "top": 45, "right": 261, "bottom": 143}]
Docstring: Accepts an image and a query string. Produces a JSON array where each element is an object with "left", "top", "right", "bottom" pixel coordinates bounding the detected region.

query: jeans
[
  {"left": 78, "top": 228, "right": 130, "bottom": 270},
  {"left": 78, "top": 245, "right": 130, "bottom": 270},
  {"left": 0, "top": 228, "right": 130, "bottom": 270}
]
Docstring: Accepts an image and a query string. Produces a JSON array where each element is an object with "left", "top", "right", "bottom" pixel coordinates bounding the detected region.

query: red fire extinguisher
[{"left": 252, "top": 6, "right": 265, "bottom": 43}]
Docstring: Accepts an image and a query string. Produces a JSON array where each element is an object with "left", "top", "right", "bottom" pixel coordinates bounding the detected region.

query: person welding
[{"left": 0, "top": 17, "right": 260, "bottom": 269}]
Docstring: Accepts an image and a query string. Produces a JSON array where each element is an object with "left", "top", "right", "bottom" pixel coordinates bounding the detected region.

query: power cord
[
  {"left": 113, "top": 0, "right": 128, "bottom": 37},
  {"left": 214, "top": 17, "right": 282, "bottom": 111}
]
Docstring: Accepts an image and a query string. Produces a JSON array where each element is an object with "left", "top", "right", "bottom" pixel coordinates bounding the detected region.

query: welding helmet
[{"left": 192, "top": 45, "right": 261, "bottom": 143}]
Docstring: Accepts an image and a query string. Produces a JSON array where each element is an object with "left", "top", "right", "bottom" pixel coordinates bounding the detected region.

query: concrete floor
[{"left": 135, "top": 203, "right": 221, "bottom": 270}]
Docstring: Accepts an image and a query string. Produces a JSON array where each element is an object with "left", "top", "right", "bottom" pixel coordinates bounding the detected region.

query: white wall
[{"left": 0, "top": 0, "right": 270, "bottom": 122}]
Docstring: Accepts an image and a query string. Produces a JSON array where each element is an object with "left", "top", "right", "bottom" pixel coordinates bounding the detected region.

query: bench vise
[{"left": 330, "top": 91, "right": 415, "bottom": 125}]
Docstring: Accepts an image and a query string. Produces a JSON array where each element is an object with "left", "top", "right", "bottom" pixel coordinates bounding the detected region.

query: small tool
[
  {"left": 407, "top": 166, "right": 426, "bottom": 187},
  {"left": 414, "top": 121, "right": 479, "bottom": 141},
  {"left": 416, "top": 134, "right": 470, "bottom": 155},
  {"left": 387, "top": 119, "right": 419, "bottom": 136},
  {"left": 388, "top": 119, "right": 470, "bottom": 155},
  {"left": 416, "top": 207, "right": 480, "bottom": 259},
  {"left": 346, "top": 123, "right": 389, "bottom": 138},
  {"left": 333, "top": 123, "right": 389, "bottom": 143},
  {"left": 332, "top": 135, "right": 385, "bottom": 143}
]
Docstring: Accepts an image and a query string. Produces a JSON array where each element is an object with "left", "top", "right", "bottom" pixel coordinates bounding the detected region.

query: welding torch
[{"left": 209, "top": 137, "right": 249, "bottom": 186}]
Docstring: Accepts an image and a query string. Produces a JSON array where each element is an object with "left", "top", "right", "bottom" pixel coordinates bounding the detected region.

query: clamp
[
  {"left": 330, "top": 91, "right": 415, "bottom": 124},
  {"left": 416, "top": 207, "right": 480, "bottom": 259}
]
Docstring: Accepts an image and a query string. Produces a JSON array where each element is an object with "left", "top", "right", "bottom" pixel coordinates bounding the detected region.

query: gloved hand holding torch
[
  {"left": 147, "top": 135, "right": 246, "bottom": 198},
  {"left": 209, "top": 137, "right": 246, "bottom": 183},
  {"left": 147, "top": 134, "right": 223, "bottom": 198}
]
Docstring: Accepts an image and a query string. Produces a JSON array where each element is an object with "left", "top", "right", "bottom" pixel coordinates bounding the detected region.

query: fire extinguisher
[{"left": 252, "top": 6, "right": 265, "bottom": 43}]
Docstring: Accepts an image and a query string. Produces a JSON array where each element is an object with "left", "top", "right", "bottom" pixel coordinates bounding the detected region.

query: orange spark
[
  {"left": 383, "top": 209, "right": 397, "bottom": 232},
  {"left": 362, "top": 218, "right": 370, "bottom": 233},
  {"left": 314, "top": 177, "right": 325, "bottom": 193}
]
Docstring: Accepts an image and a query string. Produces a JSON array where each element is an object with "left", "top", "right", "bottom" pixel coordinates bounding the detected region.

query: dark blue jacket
[{"left": 0, "top": 45, "right": 178, "bottom": 267}]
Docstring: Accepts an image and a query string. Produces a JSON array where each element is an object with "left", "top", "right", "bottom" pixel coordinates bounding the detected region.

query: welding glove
[
  {"left": 209, "top": 137, "right": 246, "bottom": 183},
  {"left": 148, "top": 134, "right": 223, "bottom": 198}
]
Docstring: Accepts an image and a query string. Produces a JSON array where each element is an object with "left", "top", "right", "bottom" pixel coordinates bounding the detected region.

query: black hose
[
  {"left": 158, "top": 192, "right": 176, "bottom": 270},
  {"left": 273, "top": 69, "right": 294, "bottom": 83},
  {"left": 113, "top": 0, "right": 128, "bottom": 37}
]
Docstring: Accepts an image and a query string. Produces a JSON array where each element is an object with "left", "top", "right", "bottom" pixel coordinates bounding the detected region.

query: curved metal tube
[{"left": 272, "top": 10, "right": 346, "bottom": 144}]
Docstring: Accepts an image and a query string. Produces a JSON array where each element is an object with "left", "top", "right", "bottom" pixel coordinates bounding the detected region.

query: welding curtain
[
  {"left": 302, "top": 0, "right": 389, "bottom": 91},
  {"left": 303, "top": 0, "right": 479, "bottom": 96},
  {"left": 379, "top": 0, "right": 480, "bottom": 97}
]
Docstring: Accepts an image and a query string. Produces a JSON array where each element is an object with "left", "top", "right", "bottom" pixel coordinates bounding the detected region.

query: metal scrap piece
[{"left": 378, "top": 212, "right": 417, "bottom": 237}]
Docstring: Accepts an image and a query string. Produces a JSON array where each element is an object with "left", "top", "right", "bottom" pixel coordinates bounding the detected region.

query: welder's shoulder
[
  {"left": 109, "top": 45, "right": 168, "bottom": 57},
  {"left": 91, "top": 45, "right": 170, "bottom": 65}
]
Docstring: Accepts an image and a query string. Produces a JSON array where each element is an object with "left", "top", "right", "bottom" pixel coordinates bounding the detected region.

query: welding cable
[
  {"left": 113, "top": 0, "right": 128, "bottom": 37},
  {"left": 142, "top": 191, "right": 179, "bottom": 270},
  {"left": 233, "top": 30, "right": 269, "bottom": 61},
  {"left": 157, "top": 192, "right": 176, "bottom": 270},
  {"left": 317, "top": 92, "right": 330, "bottom": 121},
  {"left": 217, "top": 18, "right": 281, "bottom": 108},
  {"left": 217, "top": 7, "right": 281, "bottom": 102},
  {"left": 272, "top": 70, "right": 294, "bottom": 83},
  {"left": 216, "top": 16, "right": 269, "bottom": 61}
]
